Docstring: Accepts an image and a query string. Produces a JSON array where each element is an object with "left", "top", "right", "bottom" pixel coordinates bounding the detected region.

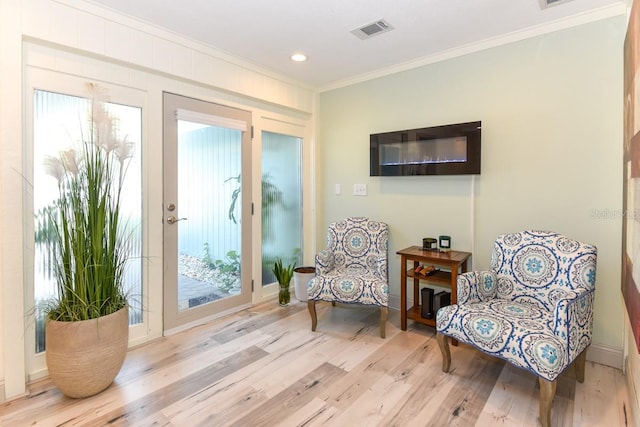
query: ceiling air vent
[
  {"left": 351, "top": 19, "right": 394, "bottom": 40},
  {"left": 539, "top": 0, "right": 575, "bottom": 9}
]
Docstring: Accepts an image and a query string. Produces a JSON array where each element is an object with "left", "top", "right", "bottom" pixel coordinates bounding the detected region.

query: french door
[{"left": 162, "top": 93, "right": 252, "bottom": 331}]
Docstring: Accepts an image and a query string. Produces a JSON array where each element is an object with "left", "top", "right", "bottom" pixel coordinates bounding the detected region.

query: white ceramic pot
[{"left": 293, "top": 266, "right": 316, "bottom": 302}]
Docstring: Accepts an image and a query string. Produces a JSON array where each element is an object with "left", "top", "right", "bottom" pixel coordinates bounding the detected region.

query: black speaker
[
  {"left": 433, "top": 291, "right": 451, "bottom": 314},
  {"left": 420, "top": 287, "right": 434, "bottom": 319}
]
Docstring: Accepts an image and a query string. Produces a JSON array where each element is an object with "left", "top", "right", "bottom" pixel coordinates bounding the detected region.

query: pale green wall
[{"left": 318, "top": 16, "right": 625, "bottom": 350}]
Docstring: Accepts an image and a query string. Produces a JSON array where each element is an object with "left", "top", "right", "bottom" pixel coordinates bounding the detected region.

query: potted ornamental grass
[
  {"left": 41, "top": 90, "right": 134, "bottom": 398},
  {"left": 272, "top": 258, "right": 295, "bottom": 306}
]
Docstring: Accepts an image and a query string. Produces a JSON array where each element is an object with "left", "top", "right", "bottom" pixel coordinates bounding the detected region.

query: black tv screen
[{"left": 370, "top": 121, "right": 481, "bottom": 176}]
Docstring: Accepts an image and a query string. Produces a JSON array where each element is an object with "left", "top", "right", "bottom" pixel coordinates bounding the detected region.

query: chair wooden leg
[
  {"left": 379, "top": 307, "right": 388, "bottom": 338},
  {"left": 436, "top": 333, "right": 451, "bottom": 373},
  {"left": 575, "top": 348, "right": 587, "bottom": 383},
  {"left": 331, "top": 301, "right": 336, "bottom": 307},
  {"left": 538, "top": 377, "right": 557, "bottom": 427},
  {"left": 307, "top": 301, "right": 317, "bottom": 332}
]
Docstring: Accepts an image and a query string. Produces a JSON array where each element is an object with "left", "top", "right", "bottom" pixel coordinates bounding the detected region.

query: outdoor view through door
[
  {"left": 163, "top": 93, "right": 252, "bottom": 330},
  {"left": 175, "top": 119, "right": 242, "bottom": 308}
]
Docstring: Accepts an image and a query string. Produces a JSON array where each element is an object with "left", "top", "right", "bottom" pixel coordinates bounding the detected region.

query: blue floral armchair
[
  {"left": 307, "top": 217, "right": 389, "bottom": 338},
  {"left": 436, "top": 230, "right": 597, "bottom": 427}
]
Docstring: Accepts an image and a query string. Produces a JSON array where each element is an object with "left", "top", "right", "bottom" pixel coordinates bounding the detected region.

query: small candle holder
[
  {"left": 422, "top": 237, "right": 438, "bottom": 251},
  {"left": 439, "top": 235, "right": 451, "bottom": 252}
]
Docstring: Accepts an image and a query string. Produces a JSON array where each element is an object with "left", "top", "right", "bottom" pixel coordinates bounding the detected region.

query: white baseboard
[
  {"left": 27, "top": 368, "right": 49, "bottom": 383},
  {"left": 388, "top": 294, "right": 402, "bottom": 312},
  {"left": 164, "top": 302, "right": 252, "bottom": 336},
  {"left": 587, "top": 344, "right": 623, "bottom": 370}
]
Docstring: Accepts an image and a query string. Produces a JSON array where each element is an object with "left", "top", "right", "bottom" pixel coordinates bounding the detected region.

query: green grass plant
[
  {"left": 43, "top": 99, "right": 133, "bottom": 322},
  {"left": 272, "top": 258, "right": 295, "bottom": 285}
]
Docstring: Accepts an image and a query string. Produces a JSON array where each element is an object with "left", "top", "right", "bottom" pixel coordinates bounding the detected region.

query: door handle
[{"left": 167, "top": 216, "right": 187, "bottom": 225}]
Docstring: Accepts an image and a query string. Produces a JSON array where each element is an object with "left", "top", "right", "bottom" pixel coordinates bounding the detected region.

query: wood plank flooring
[{"left": 0, "top": 301, "right": 630, "bottom": 426}]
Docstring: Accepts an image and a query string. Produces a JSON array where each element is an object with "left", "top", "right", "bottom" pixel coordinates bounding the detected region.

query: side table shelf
[
  {"left": 406, "top": 269, "right": 452, "bottom": 288},
  {"left": 396, "top": 246, "right": 472, "bottom": 331}
]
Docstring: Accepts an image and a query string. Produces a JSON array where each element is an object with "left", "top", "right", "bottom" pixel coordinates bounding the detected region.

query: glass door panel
[
  {"left": 163, "top": 93, "right": 252, "bottom": 330},
  {"left": 176, "top": 121, "right": 241, "bottom": 309},
  {"left": 261, "top": 131, "right": 303, "bottom": 285}
]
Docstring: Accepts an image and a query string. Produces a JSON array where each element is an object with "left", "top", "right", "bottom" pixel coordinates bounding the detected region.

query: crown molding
[
  {"left": 319, "top": 2, "right": 627, "bottom": 93},
  {"left": 55, "top": 0, "right": 315, "bottom": 91}
]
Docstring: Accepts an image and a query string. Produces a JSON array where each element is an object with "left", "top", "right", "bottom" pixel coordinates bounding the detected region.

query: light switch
[
  {"left": 335, "top": 184, "right": 341, "bottom": 195},
  {"left": 353, "top": 184, "right": 367, "bottom": 196}
]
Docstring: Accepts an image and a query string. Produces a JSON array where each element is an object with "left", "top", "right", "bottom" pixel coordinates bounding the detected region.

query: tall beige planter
[{"left": 45, "top": 306, "right": 129, "bottom": 398}]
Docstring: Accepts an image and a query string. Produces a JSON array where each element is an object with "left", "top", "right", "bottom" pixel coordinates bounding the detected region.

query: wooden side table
[{"left": 396, "top": 246, "right": 472, "bottom": 330}]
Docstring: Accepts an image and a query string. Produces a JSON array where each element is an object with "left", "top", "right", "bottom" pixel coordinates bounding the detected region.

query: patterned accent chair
[
  {"left": 436, "top": 230, "right": 597, "bottom": 427},
  {"left": 307, "top": 217, "right": 389, "bottom": 338}
]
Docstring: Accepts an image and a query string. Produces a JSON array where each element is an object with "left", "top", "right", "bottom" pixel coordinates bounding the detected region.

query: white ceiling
[{"left": 88, "top": 0, "right": 626, "bottom": 90}]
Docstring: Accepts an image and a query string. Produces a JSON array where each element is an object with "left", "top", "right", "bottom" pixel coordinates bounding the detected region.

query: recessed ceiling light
[{"left": 291, "top": 53, "right": 307, "bottom": 62}]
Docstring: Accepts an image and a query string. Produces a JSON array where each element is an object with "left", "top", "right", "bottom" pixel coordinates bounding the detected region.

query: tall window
[
  {"left": 261, "top": 131, "right": 303, "bottom": 285},
  {"left": 32, "top": 89, "right": 142, "bottom": 353}
]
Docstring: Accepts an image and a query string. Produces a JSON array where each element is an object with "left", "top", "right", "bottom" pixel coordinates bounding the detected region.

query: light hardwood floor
[{"left": 0, "top": 301, "right": 630, "bottom": 426}]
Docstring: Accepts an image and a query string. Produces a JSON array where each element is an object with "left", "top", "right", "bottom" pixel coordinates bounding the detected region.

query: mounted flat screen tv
[{"left": 370, "top": 121, "right": 481, "bottom": 176}]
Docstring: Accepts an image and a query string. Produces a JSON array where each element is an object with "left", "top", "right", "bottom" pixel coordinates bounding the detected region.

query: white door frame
[{"left": 162, "top": 92, "right": 253, "bottom": 333}]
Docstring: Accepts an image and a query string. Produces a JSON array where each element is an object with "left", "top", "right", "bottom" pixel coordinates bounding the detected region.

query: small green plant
[
  {"left": 262, "top": 249, "right": 300, "bottom": 285},
  {"left": 272, "top": 258, "right": 295, "bottom": 306},
  {"left": 202, "top": 242, "right": 214, "bottom": 268},
  {"left": 272, "top": 258, "right": 295, "bottom": 285},
  {"left": 202, "top": 244, "right": 241, "bottom": 293},
  {"left": 213, "top": 250, "right": 241, "bottom": 292}
]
